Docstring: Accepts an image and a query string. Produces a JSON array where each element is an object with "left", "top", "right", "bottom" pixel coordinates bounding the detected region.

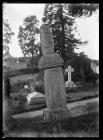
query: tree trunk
[
  {"left": 59, "top": 4, "right": 66, "bottom": 61},
  {"left": 31, "top": 40, "right": 34, "bottom": 75}
]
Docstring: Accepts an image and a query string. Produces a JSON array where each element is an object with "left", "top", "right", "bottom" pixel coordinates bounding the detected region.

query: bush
[
  {"left": 4, "top": 77, "right": 11, "bottom": 98},
  {"left": 34, "top": 81, "right": 45, "bottom": 94},
  {"left": 18, "top": 94, "right": 27, "bottom": 106},
  {"left": 27, "top": 56, "right": 40, "bottom": 68},
  {"left": 19, "top": 68, "right": 39, "bottom": 74},
  {"left": 86, "top": 72, "right": 99, "bottom": 86},
  {"left": 5, "top": 70, "right": 23, "bottom": 77},
  {"left": 72, "top": 71, "right": 85, "bottom": 82},
  {"left": 66, "top": 87, "right": 78, "bottom": 93},
  {"left": 6, "top": 68, "right": 39, "bottom": 77},
  {"left": 64, "top": 70, "right": 85, "bottom": 83},
  {"left": 64, "top": 72, "right": 68, "bottom": 82}
]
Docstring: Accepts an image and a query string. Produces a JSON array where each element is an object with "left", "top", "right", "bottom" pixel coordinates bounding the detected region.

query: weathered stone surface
[
  {"left": 38, "top": 25, "right": 68, "bottom": 121},
  {"left": 44, "top": 67, "right": 67, "bottom": 109},
  {"left": 40, "top": 25, "right": 54, "bottom": 55},
  {"left": 43, "top": 108, "right": 69, "bottom": 121},
  {"left": 38, "top": 53, "right": 64, "bottom": 70}
]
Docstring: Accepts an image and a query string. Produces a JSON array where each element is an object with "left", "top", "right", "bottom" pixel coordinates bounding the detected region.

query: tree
[
  {"left": 42, "top": 4, "right": 87, "bottom": 62},
  {"left": 64, "top": 51, "right": 99, "bottom": 85},
  {"left": 18, "top": 15, "right": 40, "bottom": 74},
  {"left": 43, "top": 4, "right": 99, "bottom": 62},
  {"left": 3, "top": 5, "right": 14, "bottom": 54},
  {"left": 3, "top": 5, "right": 15, "bottom": 74},
  {"left": 3, "top": 20, "right": 15, "bottom": 51},
  {"left": 86, "top": 71, "right": 99, "bottom": 86},
  {"left": 65, "top": 3, "right": 99, "bottom": 17},
  {"left": 65, "top": 53, "right": 88, "bottom": 82}
]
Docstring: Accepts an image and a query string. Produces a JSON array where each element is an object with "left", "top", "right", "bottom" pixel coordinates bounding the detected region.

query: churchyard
[
  {"left": 4, "top": 78, "right": 99, "bottom": 137},
  {"left": 3, "top": 25, "right": 99, "bottom": 137},
  {"left": 3, "top": 59, "right": 99, "bottom": 137},
  {"left": 3, "top": 3, "right": 99, "bottom": 137}
]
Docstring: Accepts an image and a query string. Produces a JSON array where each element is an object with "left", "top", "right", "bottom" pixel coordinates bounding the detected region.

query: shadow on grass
[{"left": 3, "top": 112, "right": 99, "bottom": 137}]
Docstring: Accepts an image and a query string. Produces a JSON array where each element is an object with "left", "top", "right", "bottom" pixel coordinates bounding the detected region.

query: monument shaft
[
  {"left": 38, "top": 25, "right": 68, "bottom": 121},
  {"left": 44, "top": 67, "right": 67, "bottom": 110}
]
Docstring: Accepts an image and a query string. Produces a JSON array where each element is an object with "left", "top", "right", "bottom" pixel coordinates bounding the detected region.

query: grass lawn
[
  {"left": 3, "top": 112, "right": 99, "bottom": 137},
  {"left": 67, "top": 84, "right": 99, "bottom": 102},
  {"left": 10, "top": 73, "right": 39, "bottom": 85},
  {"left": 11, "top": 84, "right": 99, "bottom": 115},
  {"left": 3, "top": 84, "right": 99, "bottom": 137}
]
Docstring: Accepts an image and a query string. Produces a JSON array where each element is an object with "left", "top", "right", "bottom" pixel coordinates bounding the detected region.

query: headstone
[
  {"left": 91, "top": 62, "right": 97, "bottom": 73},
  {"left": 26, "top": 92, "right": 45, "bottom": 104},
  {"left": 24, "top": 85, "right": 29, "bottom": 89},
  {"left": 96, "top": 66, "right": 99, "bottom": 74},
  {"left": 91, "top": 62, "right": 99, "bottom": 74},
  {"left": 65, "top": 65, "right": 74, "bottom": 82},
  {"left": 38, "top": 25, "right": 69, "bottom": 121},
  {"left": 65, "top": 65, "right": 76, "bottom": 88}
]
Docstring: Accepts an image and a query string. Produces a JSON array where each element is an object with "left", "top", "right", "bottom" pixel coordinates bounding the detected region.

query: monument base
[
  {"left": 65, "top": 81, "right": 76, "bottom": 88},
  {"left": 43, "top": 108, "right": 70, "bottom": 122}
]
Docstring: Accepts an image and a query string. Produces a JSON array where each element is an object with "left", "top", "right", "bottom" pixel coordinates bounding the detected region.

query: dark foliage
[
  {"left": 4, "top": 77, "right": 11, "bottom": 98},
  {"left": 42, "top": 4, "right": 87, "bottom": 62},
  {"left": 18, "top": 15, "right": 40, "bottom": 74},
  {"left": 86, "top": 72, "right": 99, "bottom": 86},
  {"left": 5, "top": 68, "right": 39, "bottom": 78},
  {"left": 64, "top": 53, "right": 99, "bottom": 85},
  {"left": 27, "top": 55, "right": 40, "bottom": 67},
  {"left": 19, "top": 68, "right": 39, "bottom": 74},
  {"left": 68, "top": 4, "right": 99, "bottom": 17}
]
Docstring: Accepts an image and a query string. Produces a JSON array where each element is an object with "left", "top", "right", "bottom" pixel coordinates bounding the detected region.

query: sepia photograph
[{"left": 3, "top": 3, "right": 99, "bottom": 137}]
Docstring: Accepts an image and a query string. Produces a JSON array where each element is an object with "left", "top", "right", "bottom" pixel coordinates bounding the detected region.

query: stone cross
[
  {"left": 38, "top": 25, "right": 69, "bottom": 121},
  {"left": 65, "top": 65, "right": 74, "bottom": 82}
]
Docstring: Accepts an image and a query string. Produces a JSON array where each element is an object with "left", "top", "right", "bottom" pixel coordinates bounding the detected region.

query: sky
[{"left": 3, "top": 3, "right": 99, "bottom": 60}]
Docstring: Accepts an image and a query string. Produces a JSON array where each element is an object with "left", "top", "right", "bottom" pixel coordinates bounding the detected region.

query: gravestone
[
  {"left": 26, "top": 91, "right": 45, "bottom": 104},
  {"left": 91, "top": 62, "right": 97, "bottom": 73},
  {"left": 91, "top": 62, "right": 99, "bottom": 74},
  {"left": 38, "top": 25, "right": 69, "bottom": 121},
  {"left": 65, "top": 65, "right": 76, "bottom": 88}
]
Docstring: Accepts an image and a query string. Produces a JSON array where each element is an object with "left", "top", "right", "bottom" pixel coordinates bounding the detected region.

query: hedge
[
  {"left": 19, "top": 67, "right": 39, "bottom": 74},
  {"left": 4, "top": 68, "right": 40, "bottom": 77}
]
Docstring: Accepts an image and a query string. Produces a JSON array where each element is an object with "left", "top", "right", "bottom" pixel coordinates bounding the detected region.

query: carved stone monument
[
  {"left": 65, "top": 65, "right": 76, "bottom": 88},
  {"left": 38, "top": 25, "right": 69, "bottom": 121}
]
